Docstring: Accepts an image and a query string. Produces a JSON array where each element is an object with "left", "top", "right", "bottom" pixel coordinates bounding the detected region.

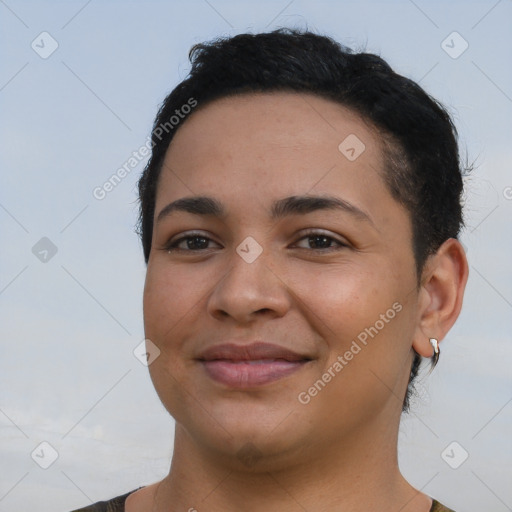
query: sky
[{"left": 0, "top": 0, "right": 511, "bottom": 510}]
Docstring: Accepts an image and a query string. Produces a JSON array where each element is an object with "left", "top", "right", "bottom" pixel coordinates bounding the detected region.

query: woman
[{"left": 72, "top": 29, "right": 469, "bottom": 511}]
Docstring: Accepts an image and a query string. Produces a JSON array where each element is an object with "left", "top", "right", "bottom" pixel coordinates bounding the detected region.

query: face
[{"left": 143, "top": 92, "right": 422, "bottom": 467}]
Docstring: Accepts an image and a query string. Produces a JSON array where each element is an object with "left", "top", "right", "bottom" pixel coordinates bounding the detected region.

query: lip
[{"left": 197, "top": 342, "right": 312, "bottom": 388}]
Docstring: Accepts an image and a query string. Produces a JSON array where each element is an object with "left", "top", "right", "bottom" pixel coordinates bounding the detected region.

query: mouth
[{"left": 196, "top": 342, "right": 313, "bottom": 388}]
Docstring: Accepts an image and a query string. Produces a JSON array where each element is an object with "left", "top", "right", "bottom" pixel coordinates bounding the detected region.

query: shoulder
[
  {"left": 69, "top": 488, "right": 142, "bottom": 512},
  {"left": 430, "top": 499, "right": 457, "bottom": 512}
]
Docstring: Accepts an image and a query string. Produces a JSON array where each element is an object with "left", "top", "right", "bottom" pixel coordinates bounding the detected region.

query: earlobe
[{"left": 411, "top": 238, "right": 469, "bottom": 359}]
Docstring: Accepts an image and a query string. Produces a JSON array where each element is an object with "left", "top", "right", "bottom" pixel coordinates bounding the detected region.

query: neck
[{"left": 155, "top": 418, "right": 431, "bottom": 512}]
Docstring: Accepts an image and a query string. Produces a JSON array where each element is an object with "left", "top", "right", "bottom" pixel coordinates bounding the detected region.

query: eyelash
[{"left": 163, "top": 230, "right": 349, "bottom": 253}]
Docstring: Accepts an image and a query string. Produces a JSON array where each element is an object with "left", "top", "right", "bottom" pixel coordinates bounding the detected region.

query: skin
[{"left": 126, "top": 92, "right": 468, "bottom": 512}]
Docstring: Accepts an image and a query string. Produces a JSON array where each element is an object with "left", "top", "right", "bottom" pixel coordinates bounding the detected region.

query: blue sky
[{"left": 1, "top": 1, "right": 511, "bottom": 510}]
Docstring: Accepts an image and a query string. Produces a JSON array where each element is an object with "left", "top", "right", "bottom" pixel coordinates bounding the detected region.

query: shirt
[{"left": 70, "top": 488, "right": 457, "bottom": 511}]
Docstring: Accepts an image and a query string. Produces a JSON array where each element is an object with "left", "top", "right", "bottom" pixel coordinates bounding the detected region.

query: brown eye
[
  {"left": 306, "top": 234, "right": 336, "bottom": 249},
  {"left": 164, "top": 233, "right": 221, "bottom": 252},
  {"left": 294, "top": 230, "right": 348, "bottom": 251}
]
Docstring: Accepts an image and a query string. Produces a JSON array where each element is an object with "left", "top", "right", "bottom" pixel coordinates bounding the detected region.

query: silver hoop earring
[{"left": 429, "top": 338, "right": 440, "bottom": 369}]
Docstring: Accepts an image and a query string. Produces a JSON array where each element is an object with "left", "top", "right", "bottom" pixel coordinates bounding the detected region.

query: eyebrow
[{"left": 156, "top": 194, "right": 375, "bottom": 227}]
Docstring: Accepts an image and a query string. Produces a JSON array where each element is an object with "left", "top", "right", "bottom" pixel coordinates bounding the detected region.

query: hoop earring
[{"left": 429, "top": 338, "right": 440, "bottom": 369}]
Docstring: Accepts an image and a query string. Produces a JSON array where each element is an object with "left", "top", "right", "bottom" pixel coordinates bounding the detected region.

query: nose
[{"left": 206, "top": 245, "right": 291, "bottom": 324}]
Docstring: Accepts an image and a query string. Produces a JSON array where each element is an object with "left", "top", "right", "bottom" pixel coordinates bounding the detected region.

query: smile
[
  {"left": 197, "top": 342, "right": 313, "bottom": 388},
  {"left": 200, "top": 359, "right": 310, "bottom": 387}
]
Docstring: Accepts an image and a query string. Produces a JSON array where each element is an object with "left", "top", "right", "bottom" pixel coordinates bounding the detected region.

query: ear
[{"left": 412, "top": 238, "right": 469, "bottom": 357}]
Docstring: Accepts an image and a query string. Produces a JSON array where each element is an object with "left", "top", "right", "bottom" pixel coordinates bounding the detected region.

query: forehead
[
  {"left": 158, "top": 92, "right": 388, "bottom": 201},
  {"left": 167, "top": 91, "right": 383, "bottom": 162}
]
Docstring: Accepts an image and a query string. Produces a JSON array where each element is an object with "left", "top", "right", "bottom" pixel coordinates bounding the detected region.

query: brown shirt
[{"left": 70, "top": 488, "right": 456, "bottom": 511}]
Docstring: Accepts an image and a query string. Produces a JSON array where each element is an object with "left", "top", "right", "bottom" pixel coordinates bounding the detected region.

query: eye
[
  {"left": 164, "top": 232, "right": 222, "bottom": 252},
  {"left": 163, "top": 229, "right": 349, "bottom": 254},
  {"left": 293, "top": 230, "right": 349, "bottom": 252}
]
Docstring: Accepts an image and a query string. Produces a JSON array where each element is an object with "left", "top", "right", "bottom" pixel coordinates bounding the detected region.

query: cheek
[
  {"left": 293, "top": 259, "right": 415, "bottom": 389},
  {"left": 143, "top": 261, "right": 205, "bottom": 340},
  {"left": 143, "top": 263, "right": 201, "bottom": 416},
  {"left": 289, "top": 262, "right": 393, "bottom": 344},
  {"left": 292, "top": 267, "right": 413, "bottom": 427}
]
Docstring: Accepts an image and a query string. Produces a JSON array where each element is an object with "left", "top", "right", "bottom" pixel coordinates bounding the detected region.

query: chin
[{"left": 172, "top": 395, "right": 312, "bottom": 468}]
